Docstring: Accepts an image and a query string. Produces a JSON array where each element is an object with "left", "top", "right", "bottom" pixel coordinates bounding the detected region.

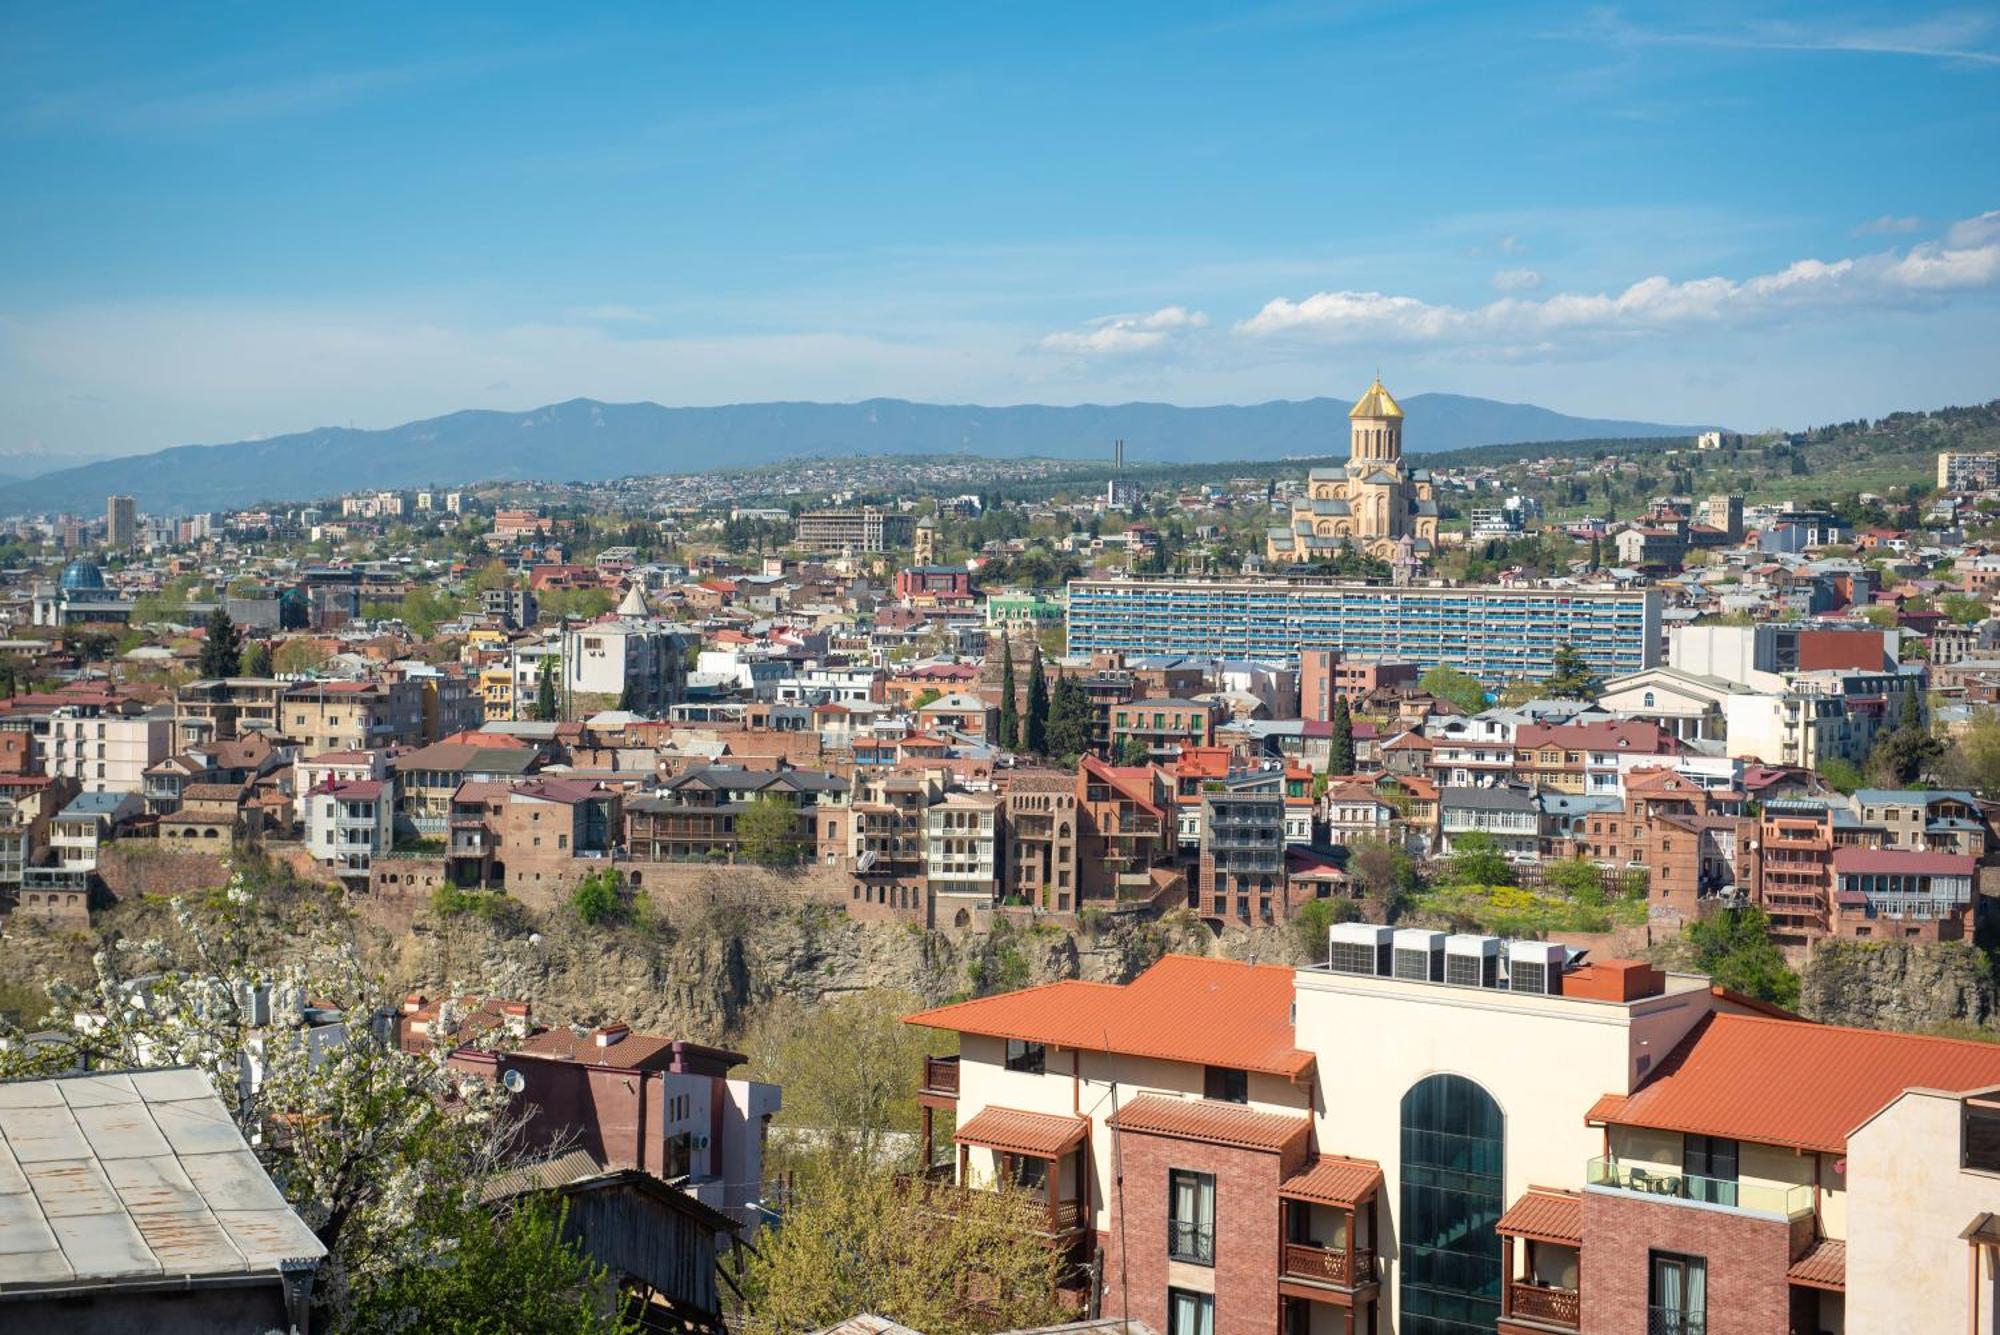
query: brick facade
[
  {"left": 1102, "top": 1128, "right": 1303, "bottom": 1335},
  {"left": 1579, "top": 1187, "right": 1793, "bottom": 1335}
]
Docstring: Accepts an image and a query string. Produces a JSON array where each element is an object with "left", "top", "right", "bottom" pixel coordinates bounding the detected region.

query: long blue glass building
[{"left": 1065, "top": 577, "right": 1660, "bottom": 685}]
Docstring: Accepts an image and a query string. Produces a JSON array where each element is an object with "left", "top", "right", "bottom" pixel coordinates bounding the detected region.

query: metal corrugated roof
[
  {"left": 905, "top": 955, "right": 1313, "bottom": 1080},
  {"left": 1279, "top": 1155, "right": 1384, "bottom": 1208},
  {"left": 1110, "top": 1095, "right": 1308, "bottom": 1153},
  {"left": 954, "top": 1107, "right": 1088, "bottom": 1159},
  {"left": 1604, "top": 1014, "right": 2000, "bottom": 1153},
  {"left": 1496, "top": 1188, "right": 1583, "bottom": 1245},
  {"left": 0, "top": 1068, "right": 324, "bottom": 1291}
]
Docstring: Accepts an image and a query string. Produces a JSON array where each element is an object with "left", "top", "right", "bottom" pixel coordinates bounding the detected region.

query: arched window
[
  {"left": 1643, "top": 692, "right": 1656, "bottom": 709},
  {"left": 1400, "top": 1073, "right": 1505, "bottom": 1334}
]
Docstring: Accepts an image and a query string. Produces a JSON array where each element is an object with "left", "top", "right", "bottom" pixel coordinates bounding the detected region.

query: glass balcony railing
[{"left": 1586, "top": 1158, "right": 1811, "bottom": 1218}]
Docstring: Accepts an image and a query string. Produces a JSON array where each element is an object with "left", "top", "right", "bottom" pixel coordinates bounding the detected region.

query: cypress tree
[
  {"left": 199, "top": 606, "right": 242, "bottom": 679},
  {"left": 998, "top": 638, "right": 1019, "bottom": 751},
  {"left": 1329, "top": 696, "right": 1356, "bottom": 777},
  {"left": 1024, "top": 652, "right": 1048, "bottom": 754}
]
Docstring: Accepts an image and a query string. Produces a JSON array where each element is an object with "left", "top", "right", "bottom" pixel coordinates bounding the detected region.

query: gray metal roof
[{"left": 0, "top": 1068, "right": 325, "bottom": 1293}]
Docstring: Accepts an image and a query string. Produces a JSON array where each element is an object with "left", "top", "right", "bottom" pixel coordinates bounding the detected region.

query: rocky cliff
[{"left": 1798, "top": 939, "right": 2000, "bottom": 1033}]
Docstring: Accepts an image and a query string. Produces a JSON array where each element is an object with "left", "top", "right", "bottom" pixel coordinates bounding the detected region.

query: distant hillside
[{"left": 0, "top": 394, "right": 1714, "bottom": 514}]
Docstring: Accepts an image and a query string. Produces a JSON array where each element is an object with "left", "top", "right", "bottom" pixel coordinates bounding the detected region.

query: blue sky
[{"left": 2, "top": 1, "right": 1997, "bottom": 459}]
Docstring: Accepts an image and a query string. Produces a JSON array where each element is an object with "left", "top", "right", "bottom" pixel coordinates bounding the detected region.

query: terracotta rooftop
[
  {"left": 1597, "top": 1013, "right": 2000, "bottom": 1154},
  {"left": 1787, "top": 1237, "right": 1845, "bottom": 1291},
  {"left": 955, "top": 1106, "right": 1089, "bottom": 1159},
  {"left": 1495, "top": 1188, "right": 1583, "bottom": 1246},
  {"left": 1109, "top": 1094, "right": 1309, "bottom": 1153},
  {"left": 1279, "top": 1154, "right": 1384, "bottom": 1208},
  {"left": 905, "top": 955, "right": 1313, "bottom": 1080}
]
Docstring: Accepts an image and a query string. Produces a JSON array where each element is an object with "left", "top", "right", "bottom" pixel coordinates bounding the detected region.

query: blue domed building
[{"left": 34, "top": 558, "right": 131, "bottom": 627}]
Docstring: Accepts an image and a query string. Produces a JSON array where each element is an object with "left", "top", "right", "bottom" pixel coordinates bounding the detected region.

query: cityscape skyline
[{"left": 2, "top": 3, "right": 1997, "bottom": 461}]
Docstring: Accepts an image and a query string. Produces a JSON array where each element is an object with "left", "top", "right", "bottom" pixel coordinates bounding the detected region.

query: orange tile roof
[
  {"left": 1110, "top": 1094, "right": 1309, "bottom": 1153},
  {"left": 1787, "top": 1237, "right": 1845, "bottom": 1290},
  {"left": 1584, "top": 1093, "right": 1629, "bottom": 1125},
  {"left": 1496, "top": 1188, "right": 1583, "bottom": 1245},
  {"left": 1602, "top": 1014, "right": 2000, "bottom": 1154},
  {"left": 1279, "top": 1155, "right": 1383, "bottom": 1208},
  {"left": 955, "top": 1106, "right": 1088, "bottom": 1158},
  {"left": 905, "top": 955, "right": 1313, "bottom": 1080}
]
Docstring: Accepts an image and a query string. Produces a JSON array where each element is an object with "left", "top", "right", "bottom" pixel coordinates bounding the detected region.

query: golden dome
[{"left": 1349, "top": 376, "right": 1404, "bottom": 420}]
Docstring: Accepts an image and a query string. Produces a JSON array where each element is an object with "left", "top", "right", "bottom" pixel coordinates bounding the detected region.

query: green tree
[
  {"left": 1044, "top": 673, "right": 1094, "bottom": 760},
  {"left": 1344, "top": 835, "right": 1417, "bottom": 919},
  {"left": 1817, "top": 757, "right": 1865, "bottom": 794},
  {"left": 1540, "top": 857, "right": 1607, "bottom": 907},
  {"left": 1866, "top": 690, "right": 1942, "bottom": 787},
  {"left": 240, "top": 640, "right": 274, "bottom": 677},
  {"left": 1445, "top": 830, "right": 1515, "bottom": 887},
  {"left": 1114, "top": 734, "right": 1151, "bottom": 766},
  {"left": 743, "top": 989, "right": 948, "bottom": 1167},
  {"left": 533, "top": 655, "right": 560, "bottom": 722},
  {"left": 1543, "top": 642, "right": 1599, "bottom": 700},
  {"left": 739, "top": 1157, "right": 1065, "bottom": 1335},
  {"left": 569, "top": 868, "right": 621, "bottom": 925},
  {"left": 1942, "top": 708, "right": 2000, "bottom": 795},
  {"left": 1683, "top": 906, "right": 1800, "bottom": 1009},
  {"left": 1328, "top": 696, "right": 1356, "bottom": 776},
  {"left": 1419, "top": 665, "right": 1488, "bottom": 715},
  {"left": 1941, "top": 592, "right": 1989, "bottom": 625},
  {"left": 738, "top": 794, "right": 804, "bottom": 867},
  {"left": 274, "top": 638, "right": 332, "bottom": 676},
  {"left": 1023, "top": 653, "right": 1048, "bottom": 753},
  {"left": 198, "top": 606, "right": 242, "bottom": 678},
  {"left": 349, "top": 1197, "right": 634, "bottom": 1335},
  {"left": 1291, "top": 896, "right": 1354, "bottom": 961},
  {"left": 998, "top": 637, "right": 1019, "bottom": 751}
]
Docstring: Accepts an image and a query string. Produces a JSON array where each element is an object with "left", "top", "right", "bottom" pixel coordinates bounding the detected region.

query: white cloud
[
  {"left": 1491, "top": 267, "right": 1543, "bottom": 291},
  {"left": 1572, "top": 9, "right": 2000, "bottom": 67},
  {"left": 1236, "top": 212, "right": 2000, "bottom": 349},
  {"left": 1037, "top": 305, "right": 1209, "bottom": 355},
  {"left": 1496, "top": 234, "right": 1529, "bottom": 257},
  {"left": 1855, "top": 214, "right": 1922, "bottom": 236}
]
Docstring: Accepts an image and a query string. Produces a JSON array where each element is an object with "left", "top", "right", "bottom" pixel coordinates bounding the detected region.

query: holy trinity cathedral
[{"left": 1265, "top": 376, "right": 1438, "bottom": 566}]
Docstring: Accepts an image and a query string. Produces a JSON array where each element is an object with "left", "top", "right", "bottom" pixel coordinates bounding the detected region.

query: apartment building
[
  {"left": 278, "top": 679, "right": 425, "bottom": 753},
  {"left": 1511, "top": 721, "right": 1681, "bottom": 796},
  {"left": 174, "top": 677, "right": 287, "bottom": 746},
  {"left": 1067, "top": 579, "right": 1660, "bottom": 686},
  {"left": 305, "top": 777, "right": 395, "bottom": 880},
  {"left": 795, "top": 506, "right": 915, "bottom": 554},
  {"left": 560, "top": 621, "right": 689, "bottom": 716},
  {"left": 1108, "top": 697, "right": 1218, "bottom": 760},
  {"left": 622, "top": 764, "right": 846, "bottom": 863},
  {"left": 1003, "top": 770, "right": 1080, "bottom": 910},
  {"left": 925, "top": 791, "right": 1001, "bottom": 922},
  {"left": 1440, "top": 783, "right": 1542, "bottom": 859},
  {"left": 42, "top": 703, "right": 171, "bottom": 794},
  {"left": 1850, "top": 788, "right": 1989, "bottom": 855},
  {"left": 1829, "top": 847, "right": 1980, "bottom": 943},
  {"left": 1200, "top": 792, "right": 1289, "bottom": 924},
  {"left": 910, "top": 943, "right": 2000, "bottom": 1335},
  {"left": 1939, "top": 450, "right": 2000, "bottom": 492},
  {"left": 1299, "top": 650, "right": 1420, "bottom": 723}
]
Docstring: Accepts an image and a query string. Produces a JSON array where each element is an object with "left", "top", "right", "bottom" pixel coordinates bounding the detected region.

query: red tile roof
[
  {"left": 1496, "top": 1188, "right": 1583, "bottom": 1245},
  {"left": 1787, "top": 1237, "right": 1845, "bottom": 1290},
  {"left": 1832, "top": 847, "right": 1976, "bottom": 877},
  {"left": 1279, "top": 1155, "right": 1383, "bottom": 1208},
  {"left": 1109, "top": 1094, "right": 1309, "bottom": 1153},
  {"left": 954, "top": 1106, "right": 1089, "bottom": 1158},
  {"left": 1601, "top": 1014, "right": 2000, "bottom": 1153},
  {"left": 905, "top": 955, "right": 1312, "bottom": 1079}
]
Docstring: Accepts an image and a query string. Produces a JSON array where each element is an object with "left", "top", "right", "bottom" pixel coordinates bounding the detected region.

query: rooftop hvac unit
[
  {"left": 1327, "top": 922, "right": 1393, "bottom": 977},
  {"left": 1392, "top": 929, "right": 1446, "bottom": 983},
  {"left": 1444, "top": 934, "right": 1502, "bottom": 989},
  {"left": 1508, "top": 941, "right": 1570, "bottom": 995}
]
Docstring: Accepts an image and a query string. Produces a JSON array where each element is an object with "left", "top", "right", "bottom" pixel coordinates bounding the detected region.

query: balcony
[
  {"left": 920, "top": 1055, "right": 960, "bottom": 1098},
  {"left": 1168, "top": 1219, "right": 1215, "bottom": 1266},
  {"left": 1647, "top": 1308, "right": 1706, "bottom": 1335},
  {"left": 1509, "top": 1282, "right": 1580, "bottom": 1328},
  {"left": 1586, "top": 1158, "right": 1811, "bottom": 1218},
  {"left": 1281, "top": 1242, "right": 1373, "bottom": 1288}
]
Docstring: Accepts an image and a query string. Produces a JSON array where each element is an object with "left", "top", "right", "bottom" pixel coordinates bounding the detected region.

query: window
[
  {"left": 1204, "top": 1066, "right": 1248, "bottom": 1104},
  {"left": 1964, "top": 1098, "right": 2000, "bottom": 1173},
  {"left": 1683, "top": 1134, "right": 1739, "bottom": 1205},
  {"left": 1648, "top": 1251, "right": 1707, "bottom": 1334},
  {"left": 1400, "top": 1073, "right": 1504, "bottom": 1335},
  {"left": 1167, "top": 1170, "right": 1215, "bottom": 1265},
  {"left": 1004, "top": 1039, "right": 1045, "bottom": 1074},
  {"left": 1166, "top": 1288, "right": 1213, "bottom": 1335}
]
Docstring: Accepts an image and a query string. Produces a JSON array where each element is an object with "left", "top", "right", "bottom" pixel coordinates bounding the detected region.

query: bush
[{"left": 569, "top": 869, "right": 622, "bottom": 926}]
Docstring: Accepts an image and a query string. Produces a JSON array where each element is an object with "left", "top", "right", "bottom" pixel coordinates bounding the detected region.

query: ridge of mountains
[{"left": 0, "top": 394, "right": 1714, "bottom": 515}]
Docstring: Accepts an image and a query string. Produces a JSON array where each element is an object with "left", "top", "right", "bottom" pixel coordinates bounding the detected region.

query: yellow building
[{"left": 1267, "top": 376, "right": 1438, "bottom": 564}]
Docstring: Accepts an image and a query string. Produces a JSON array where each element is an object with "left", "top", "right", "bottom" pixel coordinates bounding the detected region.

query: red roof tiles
[
  {"left": 1601, "top": 1014, "right": 2000, "bottom": 1153},
  {"left": 954, "top": 1106, "right": 1089, "bottom": 1158},
  {"left": 1279, "top": 1155, "right": 1384, "bottom": 1208},
  {"left": 1110, "top": 1094, "right": 1309, "bottom": 1153},
  {"left": 1787, "top": 1237, "right": 1845, "bottom": 1290},
  {"left": 905, "top": 955, "right": 1313, "bottom": 1079},
  {"left": 1496, "top": 1188, "right": 1583, "bottom": 1245}
]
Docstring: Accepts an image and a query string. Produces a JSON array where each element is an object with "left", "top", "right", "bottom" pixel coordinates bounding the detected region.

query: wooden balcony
[
  {"left": 1281, "top": 1242, "right": 1373, "bottom": 1288},
  {"left": 1509, "top": 1282, "right": 1580, "bottom": 1328},
  {"left": 920, "top": 1054, "right": 960, "bottom": 1098}
]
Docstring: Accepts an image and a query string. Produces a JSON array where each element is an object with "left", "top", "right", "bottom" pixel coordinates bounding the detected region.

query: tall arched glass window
[{"left": 1399, "top": 1073, "right": 1505, "bottom": 1334}]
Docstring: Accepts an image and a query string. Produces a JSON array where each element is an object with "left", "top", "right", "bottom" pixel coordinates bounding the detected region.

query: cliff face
[{"left": 1798, "top": 940, "right": 1999, "bottom": 1032}]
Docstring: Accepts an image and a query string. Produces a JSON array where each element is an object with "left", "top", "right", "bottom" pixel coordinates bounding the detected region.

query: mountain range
[{"left": 0, "top": 394, "right": 1713, "bottom": 515}]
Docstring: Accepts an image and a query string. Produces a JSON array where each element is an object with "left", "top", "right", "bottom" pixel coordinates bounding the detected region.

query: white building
[
  {"left": 43, "top": 705, "right": 172, "bottom": 794},
  {"left": 305, "top": 777, "right": 395, "bottom": 878}
]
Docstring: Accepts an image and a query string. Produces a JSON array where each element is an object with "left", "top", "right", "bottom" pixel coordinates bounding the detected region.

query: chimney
[{"left": 593, "top": 1022, "right": 630, "bottom": 1048}]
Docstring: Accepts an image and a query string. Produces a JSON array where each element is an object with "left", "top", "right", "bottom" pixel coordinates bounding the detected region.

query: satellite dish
[{"left": 502, "top": 1069, "right": 526, "bottom": 1094}]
